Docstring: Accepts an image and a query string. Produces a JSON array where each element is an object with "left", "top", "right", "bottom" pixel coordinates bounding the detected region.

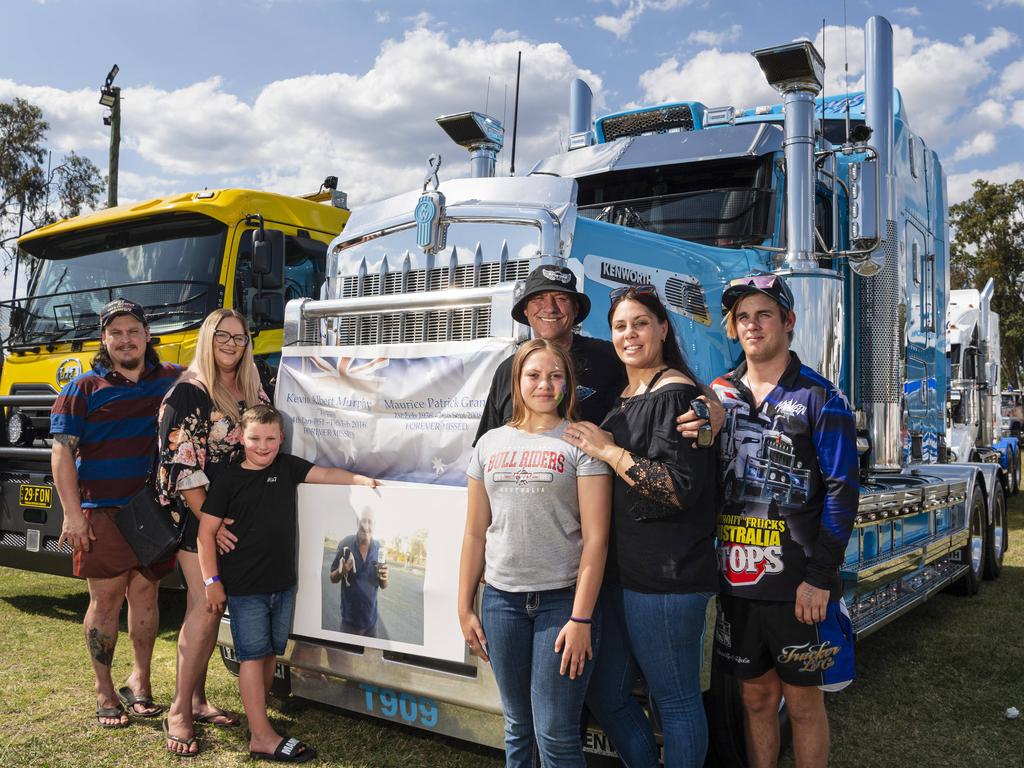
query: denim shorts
[{"left": 227, "top": 585, "right": 297, "bottom": 662}]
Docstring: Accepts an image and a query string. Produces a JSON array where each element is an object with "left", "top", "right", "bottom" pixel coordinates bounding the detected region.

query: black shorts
[{"left": 713, "top": 592, "right": 854, "bottom": 690}]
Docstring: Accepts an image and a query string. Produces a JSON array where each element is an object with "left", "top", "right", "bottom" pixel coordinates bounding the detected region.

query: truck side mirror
[
  {"left": 251, "top": 228, "right": 285, "bottom": 290},
  {"left": 249, "top": 228, "right": 286, "bottom": 326}
]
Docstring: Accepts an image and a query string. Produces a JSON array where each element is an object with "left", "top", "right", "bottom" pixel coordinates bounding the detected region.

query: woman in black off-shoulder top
[{"left": 564, "top": 285, "right": 718, "bottom": 768}]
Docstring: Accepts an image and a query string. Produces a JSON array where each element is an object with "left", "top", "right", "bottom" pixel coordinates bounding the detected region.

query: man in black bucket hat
[
  {"left": 473, "top": 264, "right": 624, "bottom": 444},
  {"left": 474, "top": 264, "right": 721, "bottom": 444}
]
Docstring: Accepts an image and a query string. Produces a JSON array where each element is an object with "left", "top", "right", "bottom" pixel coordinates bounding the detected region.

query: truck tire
[
  {"left": 951, "top": 486, "right": 987, "bottom": 596},
  {"left": 983, "top": 482, "right": 1007, "bottom": 580},
  {"left": 1011, "top": 449, "right": 1020, "bottom": 496},
  {"left": 706, "top": 661, "right": 791, "bottom": 767}
]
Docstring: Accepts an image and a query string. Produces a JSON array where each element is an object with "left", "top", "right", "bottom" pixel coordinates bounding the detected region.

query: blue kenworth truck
[{"left": 216, "top": 15, "right": 1008, "bottom": 767}]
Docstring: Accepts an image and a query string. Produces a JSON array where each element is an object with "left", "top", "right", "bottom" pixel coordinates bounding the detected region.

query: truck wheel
[
  {"left": 706, "top": 661, "right": 791, "bottom": 767},
  {"left": 983, "top": 482, "right": 1007, "bottom": 580},
  {"left": 951, "top": 486, "right": 987, "bottom": 596}
]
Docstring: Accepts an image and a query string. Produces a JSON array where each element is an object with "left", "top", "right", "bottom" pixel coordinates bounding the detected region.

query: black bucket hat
[
  {"left": 721, "top": 272, "right": 795, "bottom": 315},
  {"left": 511, "top": 265, "right": 591, "bottom": 325},
  {"left": 100, "top": 298, "right": 148, "bottom": 329}
]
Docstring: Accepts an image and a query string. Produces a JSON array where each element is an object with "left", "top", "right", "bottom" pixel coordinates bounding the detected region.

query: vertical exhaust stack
[
  {"left": 858, "top": 15, "right": 902, "bottom": 471},
  {"left": 567, "top": 79, "right": 595, "bottom": 151},
  {"left": 435, "top": 111, "right": 505, "bottom": 178},
  {"left": 978, "top": 278, "right": 996, "bottom": 447},
  {"left": 752, "top": 40, "right": 825, "bottom": 270}
]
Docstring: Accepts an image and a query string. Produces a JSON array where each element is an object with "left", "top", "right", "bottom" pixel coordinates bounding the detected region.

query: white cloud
[
  {"left": 984, "top": 0, "right": 1024, "bottom": 7},
  {"left": 948, "top": 162, "right": 1024, "bottom": 205},
  {"left": 895, "top": 6, "right": 921, "bottom": 15},
  {"left": 490, "top": 29, "right": 524, "bottom": 43},
  {"left": 594, "top": 0, "right": 691, "bottom": 39},
  {"left": 809, "top": 24, "right": 1016, "bottom": 146},
  {"left": 952, "top": 131, "right": 998, "bottom": 161},
  {"left": 1012, "top": 100, "right": 1024, "bottom": 128},
  {"left": 0, "top": 29, "right": 603, "bottom": 208},
  {"left": 974, "top": 98, "right": 1007, "bottom": 123},
  {"left": 374, "top": 10, "right": 390, "bottom": 23},
  {"left": 687, "top": 25, "right": 742, "bottom": 47},
  {"left": 637, "top": 50, "right": 779, "bottom": 109},
  {"left": 996, "top": 57, "right": 1024, "bottom": 96}
]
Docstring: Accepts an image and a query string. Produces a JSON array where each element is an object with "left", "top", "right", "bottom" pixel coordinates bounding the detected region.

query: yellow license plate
[{"left": 19, "top": 484, "right": 52, "bottom": 509}]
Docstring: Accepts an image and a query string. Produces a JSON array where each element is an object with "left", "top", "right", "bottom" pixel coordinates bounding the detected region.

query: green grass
[{"left": 1, "top": 497, "right": 1023, "bottom": 767}]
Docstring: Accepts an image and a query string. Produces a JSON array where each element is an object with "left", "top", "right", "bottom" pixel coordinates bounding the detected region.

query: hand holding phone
[{"left": 690, "top": 398, "right": 714, "bottom": 448}]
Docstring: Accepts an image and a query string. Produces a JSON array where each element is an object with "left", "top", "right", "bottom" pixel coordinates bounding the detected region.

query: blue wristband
[{"left": 203, "top": 575, "right": 221, "bottom": 587}]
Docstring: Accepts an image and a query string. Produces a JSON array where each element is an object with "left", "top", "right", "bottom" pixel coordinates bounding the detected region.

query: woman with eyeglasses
[
  {"left": 564, "top": 285, "right": 718, "bottom": 768},
  {"left": 156, "top": 309, "right": 269, "bottom": 755}
]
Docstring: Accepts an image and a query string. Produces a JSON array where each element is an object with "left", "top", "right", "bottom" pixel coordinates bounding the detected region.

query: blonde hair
[
  {"left": 508, "top": 339, "right": 578, "bottom": 428},
  {"left": 186, "top": 309, "right": 263, "bottom": 421},
  {"left": 724, "top": 295, "right": 794, "bottom": 342}
]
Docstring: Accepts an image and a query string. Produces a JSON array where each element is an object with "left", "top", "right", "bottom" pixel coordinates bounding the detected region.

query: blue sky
[{"left": 1, "top": 0, "right": 1022, "bottom": 214}]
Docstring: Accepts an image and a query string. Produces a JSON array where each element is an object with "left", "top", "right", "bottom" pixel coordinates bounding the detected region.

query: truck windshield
[
  {"left": 575, "top": 156, "right": 775, "bottom": 247},
  {"left": 9, "top": 214, "right": 225, "bottom": 344}
]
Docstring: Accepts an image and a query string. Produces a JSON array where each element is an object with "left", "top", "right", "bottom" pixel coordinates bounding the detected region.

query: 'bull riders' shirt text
[{"left": 711, "top": 354, "right": 858, "bottom": 601}]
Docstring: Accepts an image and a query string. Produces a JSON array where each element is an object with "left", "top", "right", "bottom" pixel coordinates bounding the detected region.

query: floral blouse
[{"left": 157, "top": 376, "right": 270, "bottom": 508}]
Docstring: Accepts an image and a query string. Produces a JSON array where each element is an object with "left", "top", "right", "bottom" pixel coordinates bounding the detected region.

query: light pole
[{"left": 98, "top": 64, "right": 120, "bottom": 208}]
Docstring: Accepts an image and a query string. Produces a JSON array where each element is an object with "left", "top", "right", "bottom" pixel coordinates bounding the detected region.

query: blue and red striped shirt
[{"left": 50, "top": 362, "right": 182, "bottom": 508}]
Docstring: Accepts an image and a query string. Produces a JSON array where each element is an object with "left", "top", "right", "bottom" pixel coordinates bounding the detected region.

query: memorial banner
[
  {"left": 293, "top": 483, "right": 467, "bottom": 661},
  {"left": 276, "top": 339, "right": 514, "bottom": 486}
]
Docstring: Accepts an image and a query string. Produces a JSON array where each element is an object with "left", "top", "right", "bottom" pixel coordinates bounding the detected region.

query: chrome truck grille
[{"left": 296, "top": 258, "right": 532, "bottom": 347}]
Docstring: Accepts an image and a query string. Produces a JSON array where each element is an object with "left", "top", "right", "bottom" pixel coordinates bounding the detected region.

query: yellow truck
[{"left": 0, "top": 185, "right": 349, "bottom": 576}]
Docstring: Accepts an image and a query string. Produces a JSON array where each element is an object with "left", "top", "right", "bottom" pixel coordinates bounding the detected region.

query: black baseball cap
[
  {"left": 100, "top": 298, "right": 148, "bottom": 329},
  {"left": 721, "top": 272, "right": 795, "bottom": 315},
  {"left": 511, "top": 265, "right": 591, "bottom": 325}
]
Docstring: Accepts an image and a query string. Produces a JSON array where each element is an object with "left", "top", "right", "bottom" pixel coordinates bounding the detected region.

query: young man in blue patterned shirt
[{"left": 709, "top": 274, "right": 859, "bottom": 768}]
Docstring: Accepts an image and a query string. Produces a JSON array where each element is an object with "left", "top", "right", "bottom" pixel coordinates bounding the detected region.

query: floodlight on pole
[{"left": 98, "top": 64, "right": 121, "bottom": 208}]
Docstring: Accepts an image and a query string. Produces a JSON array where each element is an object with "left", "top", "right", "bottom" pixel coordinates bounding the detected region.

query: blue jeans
[
  {"left": 227, "top": 585, "right": 297, "bottom": 661},
  {"left": 585, "top": 585, "right": 711, "bottom": 768},
  {"left": 482, "top": 585, "right": 599, "bottom": 768}
]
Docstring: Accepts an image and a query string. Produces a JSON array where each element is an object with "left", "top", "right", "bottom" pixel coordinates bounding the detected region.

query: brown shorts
[{"left": 73, "top": 507, "right": 176, "bottom": 581}]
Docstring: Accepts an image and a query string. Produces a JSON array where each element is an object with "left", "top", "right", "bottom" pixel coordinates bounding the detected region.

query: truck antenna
[
  {"left": 485, "top": 75, "right": 491, "bottom": 115},
  {"left": 510, "top": 51, "right": 522, "bottom": 177}
]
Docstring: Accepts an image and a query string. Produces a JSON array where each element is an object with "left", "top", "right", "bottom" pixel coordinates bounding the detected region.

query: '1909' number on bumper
[{"left": 359, "top": 683, "right": 438, "bottom": 728}]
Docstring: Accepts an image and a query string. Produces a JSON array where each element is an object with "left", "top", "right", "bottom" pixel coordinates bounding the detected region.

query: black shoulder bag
[{"left": 115, "top": 450, "right": 183, "bottom": 567}]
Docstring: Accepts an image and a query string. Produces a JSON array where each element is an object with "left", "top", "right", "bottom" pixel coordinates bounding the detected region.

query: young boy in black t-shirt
[{"left": 198, "top": 404, "right": 378, "bottom": 763}]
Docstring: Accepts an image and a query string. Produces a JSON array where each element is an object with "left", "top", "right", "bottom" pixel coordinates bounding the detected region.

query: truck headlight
[{"left": 7, "top": 411, "right": 36, "bottom": 446}]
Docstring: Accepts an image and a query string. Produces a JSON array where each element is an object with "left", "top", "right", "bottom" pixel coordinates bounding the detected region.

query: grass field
[{"left": 1, "top": 498, "right": 1022, "bottom": 768}]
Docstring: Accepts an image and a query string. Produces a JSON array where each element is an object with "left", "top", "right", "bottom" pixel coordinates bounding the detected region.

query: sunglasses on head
[
  {"left": 609, "top": 284, "right": 659, "bottom": 301},
  {"left": 729, "top": 274, "right": 778, "bottom": 290}
]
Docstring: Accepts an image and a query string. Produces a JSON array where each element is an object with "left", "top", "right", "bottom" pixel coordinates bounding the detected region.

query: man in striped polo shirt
[{"left": 51, "top": 299, "right": 182, "bottom": 729}]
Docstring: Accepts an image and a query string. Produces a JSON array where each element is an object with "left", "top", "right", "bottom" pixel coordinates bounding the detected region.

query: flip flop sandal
[
  {"left": 192, "top": 708, "right": 241, "bottom": 727},
  {"left": 250, "top": 736, "right": 317, "bottom": 763},
  {"left": 162, "top": 717, "right": 200, "bottom": 758},
  {"left": 95, "top": 704, "right": 130, "bottom": 729},
  {"left": 117, "top": 686, "right": 164, "bottom": 718}
]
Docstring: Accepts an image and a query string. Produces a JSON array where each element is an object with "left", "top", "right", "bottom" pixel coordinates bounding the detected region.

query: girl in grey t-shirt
[{"left": 458, "top": 339, "right": 611, "bottom": 768}]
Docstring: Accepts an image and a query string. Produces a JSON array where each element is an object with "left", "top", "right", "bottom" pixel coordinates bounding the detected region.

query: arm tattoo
[
  {"left": 53, "top": 434, "right": 80, "bottom": 452},
  {"left": 86, "top": 627, "right": 116, "bottom": 667}
]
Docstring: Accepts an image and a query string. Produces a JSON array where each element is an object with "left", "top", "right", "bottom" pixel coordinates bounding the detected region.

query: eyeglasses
[
  {"left": 213, "top": 330, "right": 250, "bottom": 347},
  {"left": 729, "top": 274, "right": 778, "bottom": 290},
  {"left": 609, "top": 284, "right": 659, "bottom": 301}
]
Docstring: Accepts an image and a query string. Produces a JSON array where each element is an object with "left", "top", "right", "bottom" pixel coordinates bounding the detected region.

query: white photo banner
[
  {"left": 276, "top": 339, "right": 514, "bottom": 486},
  {"left": 293, "top": 483, "right": 467, "bottom": 661}
]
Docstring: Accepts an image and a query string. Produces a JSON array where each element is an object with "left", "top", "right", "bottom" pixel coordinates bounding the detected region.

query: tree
[
  {"left": 1, "top": 98, "right": 104, "bottom": 281},
  {"left": 949, "top": 179, "right": 1024, "bottom": 387}
]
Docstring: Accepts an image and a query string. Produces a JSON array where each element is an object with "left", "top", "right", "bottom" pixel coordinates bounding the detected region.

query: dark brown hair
[{"left": 608, "top": 288, "right": 703, "bottom": 388}]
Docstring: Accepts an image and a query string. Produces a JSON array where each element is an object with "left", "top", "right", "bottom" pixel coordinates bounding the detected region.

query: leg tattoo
[{"left": 87, "top": 627, "right": 116, "bottom": 667}]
